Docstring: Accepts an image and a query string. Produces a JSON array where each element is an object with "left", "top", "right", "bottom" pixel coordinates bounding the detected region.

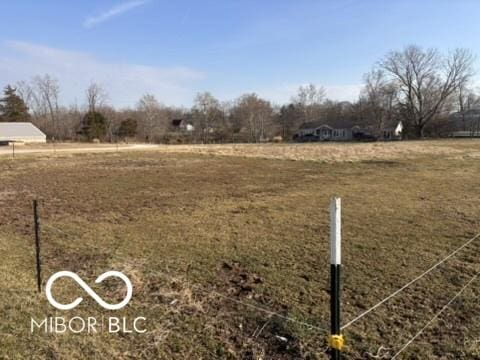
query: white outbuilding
[{"left": 0, "top": 122, "right": 46, "bottom": 144}]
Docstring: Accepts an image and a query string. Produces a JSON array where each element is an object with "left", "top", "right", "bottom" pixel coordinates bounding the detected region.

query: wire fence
[
  {"left": 342, "top": 232, "right": 480, "bottom": 330},
  {"left": 42, "top": 223, "right": 332, "bottom": 333},
  {"left": 210, "top": 290, "right": 330, "bottom": 333},
  {"left": 390, "top": 270, "right": 479, "bottom": 359},
  {"left": 202, "top": 231, "right": 480, "bottom": 357},
  {"left": 36, "top": 215, "right": 480, "bottom": 358},
  {"left": 338, "top": 232, "right": 480, "bottom": 357}
]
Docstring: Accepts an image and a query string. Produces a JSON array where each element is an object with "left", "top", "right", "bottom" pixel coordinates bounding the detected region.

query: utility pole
[{"left": 329, "top": 197, "right": 344, "bottom": 359}]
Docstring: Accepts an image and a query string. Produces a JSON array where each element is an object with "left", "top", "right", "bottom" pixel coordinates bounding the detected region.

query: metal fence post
[
  {"left": 329, "top": 197, "right": 343, "bottom": 359},
  {"left": 33, "top": 199, "right": 42, "bottom": 293}
]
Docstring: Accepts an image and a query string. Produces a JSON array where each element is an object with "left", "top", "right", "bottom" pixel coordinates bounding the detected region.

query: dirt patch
[{"left": 219, "top": 261, "right": 265, "bottom": 298}]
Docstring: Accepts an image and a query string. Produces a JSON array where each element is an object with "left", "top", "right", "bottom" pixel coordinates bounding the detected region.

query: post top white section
[{"left": 330, "top": 197, "right": 341, "bottom": 265}]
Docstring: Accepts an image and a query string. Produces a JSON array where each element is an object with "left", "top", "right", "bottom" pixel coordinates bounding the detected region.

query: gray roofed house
[
  {"left": 295, "top": 118, "right": 403, "bottom": 142},
  {"left": 0, "top": 122, "right": 46, "bottom": 143},
  {"left": 296, "top": 120, "right": 361, "bottom": 141}
]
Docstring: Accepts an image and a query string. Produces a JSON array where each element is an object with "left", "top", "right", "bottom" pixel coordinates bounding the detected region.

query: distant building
[
  {"left": 449, "top": 109, "right": 480, "bottom": 137},
  {"left": 171, "top": 118, "right": 194, "bottom": 132},
  {"left": 379, "top": 119, "right": 404, "bottom": 140},
  {"left": 0, "top": 122, "right": 46, "bottom": 144},
  {"left": 294, "top": 119, "right": 403, "bottom": 142},
  {"left": 294, "top": 120, "right": 360, "bottom": 141}
]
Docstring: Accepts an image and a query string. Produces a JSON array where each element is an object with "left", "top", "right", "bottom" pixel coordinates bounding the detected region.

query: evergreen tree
[
  {"left": 117, "top": 118, "right": 137, "bottom": 138},
  {"left": 79, "top": 111, "right": 107, "bottom": 141},
  {"left": 0, "top": 85, "right": 30, "bottom": 122},
  {"left": 278, "top": 104, "right": 303, "bottom": 139}
]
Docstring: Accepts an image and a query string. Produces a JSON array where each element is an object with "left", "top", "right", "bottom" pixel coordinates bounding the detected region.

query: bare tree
[
  {"left": 100, "top": 105, "right": 122, "bottom": 142},
  {"left": 292, "top": 83, "right": 326, "bottom": 121},
  {"left": 231, "top": 94, "right": 273, "bottom": 143},
  {"left": 379, "top": 45, "right": 475, "bottom": 137},
  {"left": 361, "top": 69, "right": 398, "bottom": 132},
  {"left": 136, "top": 94, "right": 173, "bottom": 142},
  {"left": 58, "top": 103, "right": 84, "bottom": 139},
  {"left": 293, "top": 84, "right": 326, "bottom": 106},
  {"left": 16, "top": 80, "right": 43, "bottom": 123},
  {"left": 276, "top": 104, "right": 304, "bottom": 140},
  {"left": 16, "top": 75, "right": 62, "bottom": 138},
  {"left": 86, "top": 82, "right": 108, "bottom": 114},
  {"left": 137, "top": 94, "right": 162, "bottom": 141},
  {"left": 32, "top": 75, "right": 61, "bottom": 136},
  {"left": 193, "top": 92, "right": 222, "bottom": 143},
  {"left": 15, "top": 81, "right": 35, "bottom": 110}
]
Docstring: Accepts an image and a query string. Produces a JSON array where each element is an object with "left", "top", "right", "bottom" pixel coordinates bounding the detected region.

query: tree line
[{"left": 0, "top": 44, "right": 478, "bottom": 143}]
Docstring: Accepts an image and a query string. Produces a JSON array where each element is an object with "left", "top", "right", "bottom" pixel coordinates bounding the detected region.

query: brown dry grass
[
  {"left": 154, "top": 139, "right": 480, "bottom": 162},
  {"left": 0, "top": 140, "right": 479, "bottom": 359},
  {"left": 5, "top": 138, "right": 480, "bottom": 163}
]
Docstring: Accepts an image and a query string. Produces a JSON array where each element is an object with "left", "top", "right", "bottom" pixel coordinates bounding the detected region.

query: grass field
[{"left": 1, "top": 140, "right": 480, "bottom": 359}]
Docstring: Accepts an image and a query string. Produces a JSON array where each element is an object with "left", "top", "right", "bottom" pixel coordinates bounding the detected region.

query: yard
[{"left": 1, "top": 139, "right": 480, "bottom": 359}]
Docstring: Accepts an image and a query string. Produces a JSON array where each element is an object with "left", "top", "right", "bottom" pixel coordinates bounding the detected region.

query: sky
[{"left": 0, "top": 0, "right": 479, "bottom": 108}]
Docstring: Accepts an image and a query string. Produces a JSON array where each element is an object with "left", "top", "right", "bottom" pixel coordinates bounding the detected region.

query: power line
[
  {"left": 342, "top": 232, "right": 480, "bottom": 330},
  {"left": 391, "top": 271, "right": 479, "bottom": 359}
]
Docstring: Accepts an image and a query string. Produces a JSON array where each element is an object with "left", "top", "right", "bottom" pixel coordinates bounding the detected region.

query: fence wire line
[
  {"left": 41, "top": 223, "right": 329, "bottom": 333},
  {"left": 210, "top": 290, "right": 329, "bottom": 333},
  {"left": 41, "top": 223, "right": 480, "bottom": 340},
  {"left": 342, "top": 232, "right": 480, "bottom": 330},
  {"left": 391, "top": 270, "right": 479, "bottom": 359}
]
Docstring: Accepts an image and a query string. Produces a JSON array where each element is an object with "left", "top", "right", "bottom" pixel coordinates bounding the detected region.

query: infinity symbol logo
[{"left": 45, "top": 271, "right": 133, "bottom": 310}]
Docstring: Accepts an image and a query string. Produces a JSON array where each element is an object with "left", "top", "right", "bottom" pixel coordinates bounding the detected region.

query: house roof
[
  {"left": 0, "top": 122, "right": 46, "bottom": 139},
  {"left": 449, "top": 109, "right": 480, "bottom": 130},
  {"left": 450, "top": 109, "right": 480, "bottom": 118},
  {"left": 382, "top": 118, "right": 402, "bottom": 130},
  {"left": 298, "top": 121, "right": 323, "bottom": 130}
]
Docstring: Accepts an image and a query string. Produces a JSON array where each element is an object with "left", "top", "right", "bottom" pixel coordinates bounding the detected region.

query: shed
[{"left": 0, "top": 122, "right": 46, "bottom": 143}]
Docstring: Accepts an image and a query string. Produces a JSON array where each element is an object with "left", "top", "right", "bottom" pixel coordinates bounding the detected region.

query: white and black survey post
[{"left": 329, "top": 197, "right": 343, "bottom": 359}]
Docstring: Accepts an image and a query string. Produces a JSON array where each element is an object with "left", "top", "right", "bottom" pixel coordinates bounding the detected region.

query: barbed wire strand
[
  {"left": 342, "top": 232, "right": 480, "bottom": 330},
  {"left": 210, "top": 290, "right": 329, "bottom": 333},
  {"left": 391, "top": 271, "right": 479, "bottom": 359}
]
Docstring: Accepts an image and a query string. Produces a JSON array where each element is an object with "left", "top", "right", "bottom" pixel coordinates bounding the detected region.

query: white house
[
  {"left": 0, "top": 122, "right": 47, "bottom": 143},
  {"left": 381, "top": 119, "right": 403, "bottom": 140}
]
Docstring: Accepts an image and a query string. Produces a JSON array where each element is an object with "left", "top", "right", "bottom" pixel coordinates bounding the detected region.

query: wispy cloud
[
  {"left": 0, "top": 41, "right": 206, "bottom": 107},
  {"left": 83, "top": 0, "right": 149, "bottom": 29}
]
